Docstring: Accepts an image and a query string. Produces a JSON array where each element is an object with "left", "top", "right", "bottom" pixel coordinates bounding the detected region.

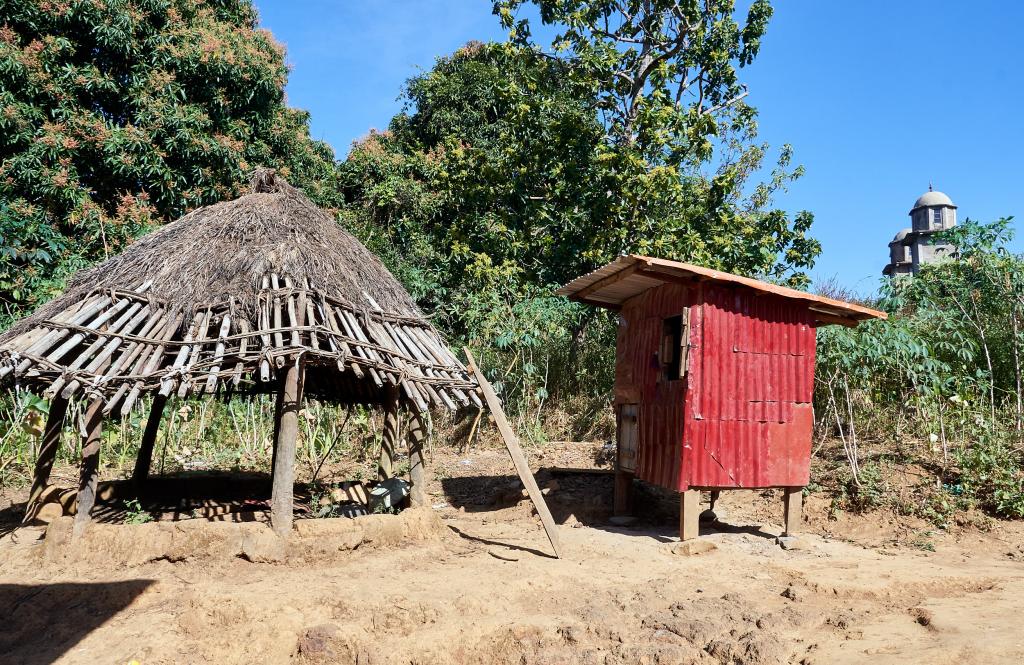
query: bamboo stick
[
  {"left": 110, "top": 311, "right": 180, "bottom": 416},
  {"left": 54, "top": 302, "right": 151, "bottom": 398},
  {"left": 158, "top": 311, "right": 205, "bottom": 398},
  {"left": 176, "top": 308, "right": 213, "bottom": 398},
  {"left": 203, "top": 313, "right": 232, "bottom": 394}
]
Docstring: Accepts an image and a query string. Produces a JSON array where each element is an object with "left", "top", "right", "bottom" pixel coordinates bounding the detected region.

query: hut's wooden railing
[{"left": 0, "top": 277, "right": 480, "bottom": 414}]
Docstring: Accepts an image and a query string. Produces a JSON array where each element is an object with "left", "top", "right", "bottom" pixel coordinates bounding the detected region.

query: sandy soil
[{"left": 1, "top": 442, "right": 1022, "bottom": 665}]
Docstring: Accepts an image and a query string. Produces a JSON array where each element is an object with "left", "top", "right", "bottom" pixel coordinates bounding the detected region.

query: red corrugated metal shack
[{"left": 557, "top": 255, "right": 886, "bottom": 541}]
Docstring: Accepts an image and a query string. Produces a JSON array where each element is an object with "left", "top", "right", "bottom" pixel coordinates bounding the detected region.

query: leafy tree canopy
[
  {"left": 341, "top": 2, "right": 820, "bottom": 347},
  {"left": 0, "top": 0, "right": 338, "bottom": 317},
  {"left": 492, "top": 0, "right": 821, "bottom": 285}
]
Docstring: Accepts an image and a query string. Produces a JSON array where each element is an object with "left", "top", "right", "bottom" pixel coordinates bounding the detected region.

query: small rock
[
  {"left": 699, "top": 508, "right": 719, "bottom": 523},
  {"left": 239, "top": 525, "right": 286, "bottom": 563},
  {"left": 671, "top": 540, "right": 717, "bottom": 556},
  {"left": 777, "top": 536, "right": 808, "bottom": 551},
  {"left": 34, "top": 501, "right": 65, "bottom": 524},
  {"left": 781, "top": 585, "right": 800, "bottom": 601},
  {"left": 608, "top": 515, "right": 638, "bottom": 526}
]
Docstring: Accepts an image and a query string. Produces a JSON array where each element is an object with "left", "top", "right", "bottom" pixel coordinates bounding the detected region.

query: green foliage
[
  {"left": 956, "top": 434, "right": 1024, "bottom": 519},
  {"left": 0, "top": 0, "right": 338, "bottom": 319},
  {"left": 341, "top": 13, "right": 819, "bottom": 428},
  {"left": 816, "top": 217, "right": 1024, "bottom": 520},
  {"left": 122, "top": 497, "right": 153, "bottom": 524},
  {"left": 492, "top": 0, "right": 820, "bottom": 285}
]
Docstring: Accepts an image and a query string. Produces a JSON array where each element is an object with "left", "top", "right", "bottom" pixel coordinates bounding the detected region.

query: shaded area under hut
[{"left": 0, "top": 169, "right": 480, "bottom": 537}]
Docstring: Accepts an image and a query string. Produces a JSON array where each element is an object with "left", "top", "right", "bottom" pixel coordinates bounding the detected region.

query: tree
[
  {"left": 492, "top": 0, "right": 820, "bottom": 285},
  {"left": 340, "top": 42, "right": 610, "bottom": 310},
  {"left": 0, "top": 0, "right": 338, "bottom": 317}
]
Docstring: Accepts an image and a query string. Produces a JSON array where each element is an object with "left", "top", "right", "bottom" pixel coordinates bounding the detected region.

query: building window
[
  {"left": 661, "top": 312, "right": 689, "bottom": 381},
  {"left": 933, "top": 208, "right": 943, "bottom": 227}
]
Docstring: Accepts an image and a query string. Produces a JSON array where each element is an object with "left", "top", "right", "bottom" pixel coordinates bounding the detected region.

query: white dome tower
[{"left": 883, "top": 185, "right": 958, "bottom": 276}]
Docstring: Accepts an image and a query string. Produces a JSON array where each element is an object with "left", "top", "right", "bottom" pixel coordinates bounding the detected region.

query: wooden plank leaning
[{"left": 463, "top": 348, "right": 562, "bottom": 559}]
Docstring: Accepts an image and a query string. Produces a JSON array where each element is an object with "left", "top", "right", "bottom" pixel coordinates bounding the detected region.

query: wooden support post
[
  {"left": 132, "top": 394, "right": 167, "bottom": 486},
  {"left": 783, "top": 487, "right": 803, "bottom": 537},
  {"left": 701, "top": 489, "right": 721, "bottom": 523},
  {"left": 679, "top": 489, "right": 700, "bottom": 541},
  {"left": 464, "top": 348, "right": 563, "bottom": 559},
  {"left": 270, "top": 383, "right": 285, "bottom": 477},
  {"left": 407, "top": 407, "right": 427, "bottom": 507},
  {"left": 613, "top": 470, "right": 633, "bottom": 516},
  {"left": 24, "top": 396, "right": 69, "bottom": 523},
  {"left": 271, "top": 359, "right": 304, "bottom": 537},
  {"left": 73, "top": 399, "right": 104, "bottom": 538},
  {"left": 378, "top": 384, "right": 400, "bottom": 481}
]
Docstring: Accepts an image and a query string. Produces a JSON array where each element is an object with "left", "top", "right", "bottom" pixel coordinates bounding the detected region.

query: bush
[{"left": 957, "top": 435, "right": 1024, "bottom": 519}]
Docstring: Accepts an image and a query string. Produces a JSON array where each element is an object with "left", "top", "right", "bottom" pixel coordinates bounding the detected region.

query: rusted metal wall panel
[
  {"left": 614, "top": 283, "right": 694, "bottom": 490},
  {"left": 614, "top": 280, "right": 818, "bottom": 492},
  {"left": 682, "top": 283, "right": 816, "bottom": 490}
]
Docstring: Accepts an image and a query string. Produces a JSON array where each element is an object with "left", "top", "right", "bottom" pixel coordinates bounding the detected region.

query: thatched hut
[{"left": 0, "top": 169, "right": 479, "bottom": 536}]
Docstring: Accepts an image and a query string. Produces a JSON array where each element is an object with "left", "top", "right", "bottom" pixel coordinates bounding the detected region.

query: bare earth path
[{"left": 1, "top": 444, "right": 1022, "bottom": 664}]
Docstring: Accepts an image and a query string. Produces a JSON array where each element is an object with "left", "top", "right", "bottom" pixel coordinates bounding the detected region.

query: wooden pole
[
  {"left": 407, "top": 407, "right": 427, "bottom": 506},
  {"left": 464, "top": 348, "right": 562, "bottom": 559},
  {"left": 270, "top": 381, "right": 285, "bottom": 476},
  {"left": 73, "top": 399, "right": 104, "bottom": 538},
  {"left": 271, "top": 359, "right": 304, "bottom": 537},
  {"left": 23, "top": 396, "right": 69, "bottom": 523},
  {"left": 132, "top": 394, "right": 167, "bottom": 486},
  {"left": 378, "top": 384, "right": 400, "bottom": 481},
  {"left": 613, "top": 470, "right": 633, "bottom": 516},
  {"left": 783, "top": 487, "right": 803, "bottom": 537},
  {"left": 679, "top": 489, "right": 700, "bottom": 541}
]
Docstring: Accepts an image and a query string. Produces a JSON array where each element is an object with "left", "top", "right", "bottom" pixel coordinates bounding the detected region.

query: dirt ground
[{"left": 1, "top": 441, "right": 1022, "bottom": 665}]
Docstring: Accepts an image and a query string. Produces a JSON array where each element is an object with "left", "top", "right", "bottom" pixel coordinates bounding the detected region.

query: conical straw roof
[{"left": 0, "top": 170, "right": 479, "bottom": 415}]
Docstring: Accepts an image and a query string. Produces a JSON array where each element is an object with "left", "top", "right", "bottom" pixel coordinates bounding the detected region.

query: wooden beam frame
[{"left": 571, "top": 260, "right": 648, "bottom": 302}]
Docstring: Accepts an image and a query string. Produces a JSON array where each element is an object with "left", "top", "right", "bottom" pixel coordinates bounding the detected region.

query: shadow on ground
[
  {"left": 0, "top": 580, "right": 153, "bottom": 665},
  {"left": 440, "top": 469, "right": 779, "bottom": 543}
]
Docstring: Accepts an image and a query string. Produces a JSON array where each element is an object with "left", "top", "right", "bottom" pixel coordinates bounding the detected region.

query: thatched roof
[{"left": 0, "top": 170, "right": 479, "bottom": 414}]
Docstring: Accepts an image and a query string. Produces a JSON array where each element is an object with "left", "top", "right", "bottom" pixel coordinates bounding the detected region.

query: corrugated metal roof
[{"left": 556, "top": 255, "right": 886, "bottom": 325}]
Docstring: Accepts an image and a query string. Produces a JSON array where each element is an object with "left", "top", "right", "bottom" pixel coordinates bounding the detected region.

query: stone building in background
[{"left": 883, "top": 186, "right": 958, "bottom": 276}]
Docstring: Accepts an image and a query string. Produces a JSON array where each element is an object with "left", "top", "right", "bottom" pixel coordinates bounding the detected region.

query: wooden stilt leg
[
  {"left": 783, "top": 487, "right": 803, "bottom": 537},
  {"left": 378, "top": 385, "right": 399, "bottom": 481},
  {"left": 679, "top": 489, "right": 700, "bottom": 541},
  {"left": 270, "top": 383, "right": 285, "bottom": 477},
  {"left": 73, "top": 399, "right": 104, "bottom": 538},
  {"left": 271, "top": 360, "right": 304, "bottom": 537},
  {"left": 24, "top": 397, "right": 69, "bottom": 523},
  {"left": 132, "top": 394, "right": 167, "bottom": 486},
  {"left": 407, "top": 408, "right": 427, "bottom": 507},
  {"left": 701, "top": 489, "right": 721, "bottom": 523},
  {"left": 613, "top": 470, "right": 633, "bottom": 516}
]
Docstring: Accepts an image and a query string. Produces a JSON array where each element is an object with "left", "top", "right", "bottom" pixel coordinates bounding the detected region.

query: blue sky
[{"left": 256, "top": 1, "right": 1023, "bottom": 294}]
